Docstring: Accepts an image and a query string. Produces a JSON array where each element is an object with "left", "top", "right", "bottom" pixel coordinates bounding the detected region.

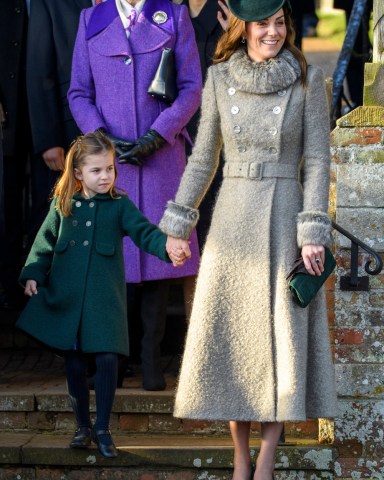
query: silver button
[
  {"left": 83, "top": 240, "right": 89, "bottom": 246},
  {"left": 75, "top": 201, "right": 81, "bottom": 207},
  {"left": 124, "top": 56, "right": 132, "bottom": 65},
  {"left": 86, "top": 221, "right": 92, "bottom": 227},
  {"left": 231, "top": 106, "right": 239, "bottom": 115},
  {"left": 69, "top": 240, "right": 76, "bottom": 246},
  {"left": 238, "top": 146, "right": 246, "bottom": 153},
  {"left": 277, "top": 90, "right": 287, "bottom": 96},
  {"left": 72, "top": 220, "right": 78, "bottom": 226},
  {"left": 270, "top": 127, "right": 278, "bottom": 135},
  {"left": 228, "top": 87, "right": 236, "bottom": 96},
  {"left": 89, "top": 202, "right": 95, "bottom": 208},
  {"left": 273, "top": 106, "right": 282, "bottom": 114},
  {"left": 233, "top": 125, "right": 241, "bottom": 133},
  {"left": 269, "top": 147, "right": 277, "bottom": 154}
]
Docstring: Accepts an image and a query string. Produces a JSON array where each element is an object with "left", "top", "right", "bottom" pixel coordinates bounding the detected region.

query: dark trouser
[
  {"left": 122, "top": 280, "right": 169, "bottom": 390},
  {"left": 64, "top": 351, "right": 118, "bottom": 430}
]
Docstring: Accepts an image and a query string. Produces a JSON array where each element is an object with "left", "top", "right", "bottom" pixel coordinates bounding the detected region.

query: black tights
[{"left": 64, "top": 351, "right": 118, "bottom": 431}]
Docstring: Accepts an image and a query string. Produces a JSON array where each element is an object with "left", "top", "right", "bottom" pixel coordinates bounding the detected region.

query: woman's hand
[
  {"left": 25, "top": 280, "right": 38, "bottom": 296},
  {"left": 301, "top": 244, "right": 325, "bottom": 276},
  {"left": 166, "top": 236, "right": 191, "bottom": 267},
  {"left": 217, "top": 0, "right": 230, "bottom": 31}
]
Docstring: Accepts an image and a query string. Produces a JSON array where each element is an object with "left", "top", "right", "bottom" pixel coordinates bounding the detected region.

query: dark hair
[
  {"left": 214, "top": 4, "right": 307, "bottom": 85},
  {"left": 53, "top": 131, "right": 119, "bottom": 216}
]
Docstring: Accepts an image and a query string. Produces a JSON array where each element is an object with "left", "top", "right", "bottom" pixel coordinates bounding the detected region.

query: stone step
[
  {"left": 0, "top": 387, "right": 319, "bottom": 440},
  {"left": 0, "top": 432, "right": 336, "bottom": 479}
]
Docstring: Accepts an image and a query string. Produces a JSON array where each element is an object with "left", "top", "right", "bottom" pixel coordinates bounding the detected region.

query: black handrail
[{"left": 332, "top": 221, "right": 382, "bottom": 290}]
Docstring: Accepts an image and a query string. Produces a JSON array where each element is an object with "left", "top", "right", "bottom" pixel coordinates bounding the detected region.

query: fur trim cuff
[
  {"left": 297, "top": 211, "right": 332, "bottom": 247},
  {"left": 159, "top": 201, "right": 199, "bottom": 240}
]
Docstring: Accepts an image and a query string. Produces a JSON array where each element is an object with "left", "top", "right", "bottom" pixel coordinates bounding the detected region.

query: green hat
[{"left": 227, "top": 0, "right": 291, "bottom": 22}]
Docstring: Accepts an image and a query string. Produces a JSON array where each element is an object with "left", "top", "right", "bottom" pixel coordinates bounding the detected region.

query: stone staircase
[{"left": 0, "top": 297, "right": 338, "bottom": 479}]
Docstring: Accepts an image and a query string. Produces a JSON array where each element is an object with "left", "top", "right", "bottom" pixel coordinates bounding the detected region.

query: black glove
[
  {"left": 118, "top": 129, "right": 166, "bottom": 165},
  {"left": 97, "top": 128, "right": 135, "bottom": 158}
]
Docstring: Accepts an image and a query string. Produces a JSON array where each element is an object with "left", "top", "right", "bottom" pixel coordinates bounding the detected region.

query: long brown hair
[
  {"left": 53, "top": 131, "right": 119, "bottom": 217},
  {"left": 214, "top": 4, "right": 307, "bottom": 85}
]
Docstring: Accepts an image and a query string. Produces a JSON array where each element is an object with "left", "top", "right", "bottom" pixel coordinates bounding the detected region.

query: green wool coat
[{"left": 17, "top": 193, "right": 170, "bottom": 355}]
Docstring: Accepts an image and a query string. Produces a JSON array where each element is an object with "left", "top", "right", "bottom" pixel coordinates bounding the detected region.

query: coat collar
[
  {"left": 217, "top": 47, "right": 301, "bottom": 94},
  {"left": 73, "top": 192, "right": 113, "bottom": 201},
  {"left": 86, "top": 0, "right": 174, "bottom": 40}
]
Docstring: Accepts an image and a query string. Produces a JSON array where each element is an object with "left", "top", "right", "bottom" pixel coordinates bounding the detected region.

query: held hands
[
  {"left": 118, "top": 129, "right": 165, "bottom": 166},
  {"left": 42, "top": 147, "right": 65, "bottom": 171},
  {"left": 166, "top": 236, "right": 191, "bottom": 267},
  {"left": 24, "top": 280, "right": 38, "bottom": 296},
  {"left": 98, "top": 128, "right": 136, "bottom": 158},
  {"left": 301, "top": 244, "right": 325, "bottom": 276}
]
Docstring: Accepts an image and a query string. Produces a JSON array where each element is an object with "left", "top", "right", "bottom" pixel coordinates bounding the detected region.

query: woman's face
[{"left": 245, "top": 8, "right": 287, "bottom": 62}]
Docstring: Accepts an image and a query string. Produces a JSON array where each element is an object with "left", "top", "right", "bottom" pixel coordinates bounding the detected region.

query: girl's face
[
  {"left": 75, "top": 151, "right": 115, "bottom": 198},
  {"left": 245, "top": 9, "right": 287, "bottom": 63}
]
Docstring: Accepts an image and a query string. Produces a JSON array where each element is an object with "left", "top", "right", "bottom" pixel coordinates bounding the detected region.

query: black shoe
[
  {"left": 142, "top": 374, "right": 166, "bottom": 391},
  {"left": 69, "top": 427, "right": 92, "bottom": 448},
  {"left": 91, "top": 428, "right": 118, "bottom": 458}
]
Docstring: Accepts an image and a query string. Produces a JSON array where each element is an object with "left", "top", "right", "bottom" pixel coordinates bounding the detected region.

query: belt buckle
[{"left": 249, "top": 162, "right": 263, "bottom": 180}]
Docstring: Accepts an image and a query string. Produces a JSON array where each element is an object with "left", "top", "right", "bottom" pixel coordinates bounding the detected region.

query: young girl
[{"left": 17, "top": 132, "right": 184, "bottom": 458}]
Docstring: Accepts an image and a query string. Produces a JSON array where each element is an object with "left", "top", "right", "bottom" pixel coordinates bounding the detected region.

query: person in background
[
  {"left": 160, "top": 0, "right": 336, "bottom": 478},
  {"left": 17, "top": 132, "right": 182, "bottom": 459},
  {"left": 68, "top": 0, "right": 202, "bottom": 391}
]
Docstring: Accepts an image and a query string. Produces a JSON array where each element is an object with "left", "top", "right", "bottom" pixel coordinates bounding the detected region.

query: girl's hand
[
  {"left": 25, "top": 280, "right": 38, "bottom": 296},
  {"left": 166, "top": 236, "right": 191, "bottom": 267},
  {"left": 217, "top": 0, "right": 230, "bottom": 31},
  {"left": 301, "top": 245, "right": 325, "bottom": 276}
]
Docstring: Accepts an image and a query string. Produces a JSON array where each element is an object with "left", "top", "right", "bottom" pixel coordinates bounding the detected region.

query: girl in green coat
[{"left": 17, "top": 132, "right": 184, "bottom": 458}]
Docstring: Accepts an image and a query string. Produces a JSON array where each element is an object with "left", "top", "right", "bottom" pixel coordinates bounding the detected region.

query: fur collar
[{"left": 216, "top": 47, "right": 301, "bottom": 94}]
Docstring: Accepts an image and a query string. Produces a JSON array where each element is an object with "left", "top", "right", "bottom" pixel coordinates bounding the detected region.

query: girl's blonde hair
[
  {"left": 53, "top": 131, "right": 119, "bottom": 217},
  {"left": 214, "top": 4, "right": 307, "bottom": 86}
]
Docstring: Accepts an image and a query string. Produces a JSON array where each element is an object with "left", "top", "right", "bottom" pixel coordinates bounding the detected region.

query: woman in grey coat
[{"left": 160, "top": 0, "right": 336, "bottom": 479}]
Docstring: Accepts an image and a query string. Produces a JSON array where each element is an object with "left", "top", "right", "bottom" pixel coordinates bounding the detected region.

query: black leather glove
[
  {"left": 118, "top": 129, "right": 166, "bottom": 165},
  {"left": 97, "top": 128, "right": 135, "bottom": 158}
]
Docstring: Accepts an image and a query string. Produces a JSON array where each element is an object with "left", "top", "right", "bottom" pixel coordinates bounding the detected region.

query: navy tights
[{"left": 64, "top": 351, "right": 118, "bottom": 431}]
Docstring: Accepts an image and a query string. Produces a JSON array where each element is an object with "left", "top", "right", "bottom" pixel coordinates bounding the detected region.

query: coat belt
[{"left": 223, "top": 162, "right": 298, "bottom": 180}]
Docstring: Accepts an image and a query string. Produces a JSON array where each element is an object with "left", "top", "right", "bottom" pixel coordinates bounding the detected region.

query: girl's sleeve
[
  {"left": 159, "top": 66, "right": 223, "bottom": 239},
  {"left": 297, "top": 65, "right": 332, "bottom": 248},
  {"left": 120, "top": 197, "right": 171, "bottom": 263},
  {"left": 19, "top": 201, "right": 61, "bottom": 286}
]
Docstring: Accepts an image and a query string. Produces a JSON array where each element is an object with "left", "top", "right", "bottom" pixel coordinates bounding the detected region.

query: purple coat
[{"left": 68, "top": 0, "right": 202, "bottom": 282}]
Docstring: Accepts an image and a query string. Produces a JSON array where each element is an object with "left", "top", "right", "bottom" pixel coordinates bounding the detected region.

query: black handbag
[
  {"left": 286, "top": 247, "right": 336, "bottom": 308},
  {"left": 147, "top": 48, "right": 177, "bottom": 103}
]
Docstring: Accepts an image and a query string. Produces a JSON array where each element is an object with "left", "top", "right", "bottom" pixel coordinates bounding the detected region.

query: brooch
[{"left": 152, "top": 10, "right": 168, "bottom": 24}]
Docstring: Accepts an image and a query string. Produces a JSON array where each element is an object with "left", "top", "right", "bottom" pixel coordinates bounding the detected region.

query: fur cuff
[
  {"left": 159, "top": 201, "right": 199, "bottom": 240},
  {"left": 297, "top": 211, "right": 332, "bottom": 248}
]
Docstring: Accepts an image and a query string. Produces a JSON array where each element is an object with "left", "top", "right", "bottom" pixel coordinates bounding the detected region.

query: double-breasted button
[
  {"left": 273, "top": 106, "right": 281, "bottom": 114},
  {"left": 124, "top": 56, "right": 132, "bottom": 65},
  {"left": 69, "top": 240, "right": 76, "bottom": 246},
  {"left": 89, "top": 202, "right": 95, "bottom": 208},
  {"left": 83, "top": 240, "right": 89, "bottom": 246},
  {"left": 269, "top": 147, "right": 277, "bottom": 154},
  {"left": 238, "top": 146, "right": 246, "bottom": 153},
  {"left": 228, "top": 87, "right": 236, "bottom": 96},
  {"left": 14, "top": 7, "right": 21, "bottom": 13},
  {"left": 231, "top": 106, "right": 239, "bottom": 115},
  {"left": 277, "top": 90, "right": 287, "bottom": 96},
  {"left": 233, "top": 125, "right": 241, "bottom": 134},
  {"left": 13, "top": 41, "right": 19, "bottom": 47},
  {"left": 75, "top": 201, "right": 81, "bottom": 207},
  {"left": 72, "top": 220, "right": 78, "bottom": 226},
  {"left": 270, "top": 127, "right": 278, "bottom": 135},
  {"left": 86, "top": 220, "right": 92, "bottom": 227},
  {"left": 9, "top": 73, "right": 15, "bottom": 79}
]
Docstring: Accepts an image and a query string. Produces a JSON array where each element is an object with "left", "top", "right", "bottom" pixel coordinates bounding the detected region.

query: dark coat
[
  {"left": 26, "top": 0, "right": 92, "bottom": 155},
  {"left": 0, "top": 0, "right": 28, "bottom": 157},
  {"left": 68, "top": 0, "right": 202, "bottom": 282},
  {"left": 17, "top": 193, "right": 170, "bottom": 356}
]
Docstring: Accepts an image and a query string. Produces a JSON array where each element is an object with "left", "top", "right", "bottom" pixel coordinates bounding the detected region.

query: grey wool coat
[
  {"left": 17, "top": 193, "right": 170, "bottom": 356},
  {"left": 160, "top": 47, "right": 337, "bottom": 422}
]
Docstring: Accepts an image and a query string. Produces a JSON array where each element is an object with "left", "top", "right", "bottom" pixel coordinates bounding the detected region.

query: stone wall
[{"left": 330, "top": 110, "right": 384, "bottom": 480}]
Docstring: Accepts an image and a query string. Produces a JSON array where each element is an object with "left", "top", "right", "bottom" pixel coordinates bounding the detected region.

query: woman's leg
[
  {"left": 254, "top": 422, "right": 284, "bottom": 480},
  {"left": 93, "top": 352, "right": 118, "bottom": 433},
  {"left": 230, "top": 421, "right": 253, "bottom": 480},
  {"left": 64, "top": 350, "right": 91, "bottom": 428}
]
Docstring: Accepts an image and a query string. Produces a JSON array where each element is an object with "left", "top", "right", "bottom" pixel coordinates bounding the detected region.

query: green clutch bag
[{"left": 286, "top": 247, "right": 336, "bottom": 308}]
